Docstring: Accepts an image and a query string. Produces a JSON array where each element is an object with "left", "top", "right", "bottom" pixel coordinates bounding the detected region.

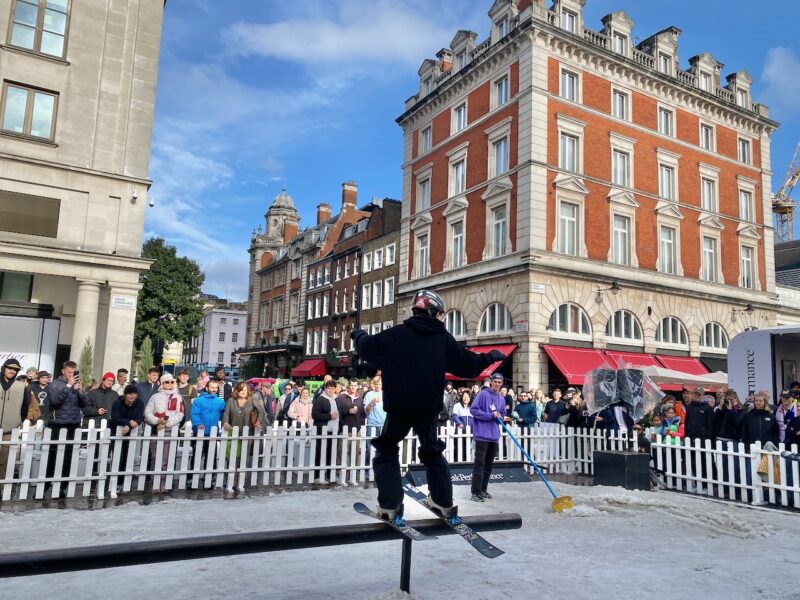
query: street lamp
[{"left": 596, "top": 280, "right": 621, "bottom": 301}]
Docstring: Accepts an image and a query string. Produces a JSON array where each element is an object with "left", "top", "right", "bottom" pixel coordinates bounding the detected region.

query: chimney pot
[{"left": 342, "top": 181, "right": 358, "bottom": 209}]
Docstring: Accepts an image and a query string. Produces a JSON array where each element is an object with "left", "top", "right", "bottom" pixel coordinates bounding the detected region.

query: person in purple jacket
[{"left": 469, "top": 372, "right": 505, "bottom": 502}]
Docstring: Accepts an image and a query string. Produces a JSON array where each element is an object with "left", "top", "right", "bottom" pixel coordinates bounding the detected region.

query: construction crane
[{"left": 774, "top": 143, "right": 800, "bottom": 243}]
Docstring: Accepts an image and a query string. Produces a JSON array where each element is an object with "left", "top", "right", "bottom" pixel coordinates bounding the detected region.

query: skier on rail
[{"left": 352, "top": 289, "right": 506, "bottom": 526}]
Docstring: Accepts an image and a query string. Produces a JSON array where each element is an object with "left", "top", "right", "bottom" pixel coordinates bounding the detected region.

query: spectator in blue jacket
[
  {"left": 513, "top": 392, "right": 538, "bottom": 428},
  {"left": 45, "top": 360, "right": 86, "bottom": 485},
  {"left": 190, "top": 380, "right": 226, "bottom": 436},
  {"left": 469, "top": 372, "right": 504, "bottom": 503}
]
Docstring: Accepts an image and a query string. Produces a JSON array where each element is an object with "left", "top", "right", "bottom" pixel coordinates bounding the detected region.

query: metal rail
[{"left": 0, "top": 513, "right": 522, "bottom": 593}]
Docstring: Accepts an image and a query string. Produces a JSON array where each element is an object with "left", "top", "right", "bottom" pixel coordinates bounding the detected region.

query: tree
[
  {"left": 78, "top": 337, "right": 93, "bottom": 389},
  {"left": 135, "top": 336, "right": 154, "bottom": 381},
  {"left": 134, "top": 238, "right": 205, "bottom": 362}
]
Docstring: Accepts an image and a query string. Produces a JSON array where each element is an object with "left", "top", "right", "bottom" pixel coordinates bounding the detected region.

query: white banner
[
  {"left": 0, "top": 315, "right": 59, "bottom": 373},
  {"left": 727, "top": 329, "right": 773, "bottom": 400}
]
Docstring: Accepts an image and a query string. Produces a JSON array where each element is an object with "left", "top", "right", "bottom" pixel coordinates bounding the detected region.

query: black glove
[
  {"left": 350, "top": 328, "right": 366, "bottom": 340},
  {"left": 487, "top": 349, "right": 506, "bottom": 362}
]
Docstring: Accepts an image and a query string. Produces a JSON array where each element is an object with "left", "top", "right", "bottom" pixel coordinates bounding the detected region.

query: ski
[
  {"left": 400, "top": 479, "right": 504, "bottom": 558},
  {"left": 353, "top": 502, "right": 431, "bottom": 542}
]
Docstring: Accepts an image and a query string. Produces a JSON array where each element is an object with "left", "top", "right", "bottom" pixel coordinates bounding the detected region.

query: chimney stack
[
  {"left": 317, "top": 203, "right": 332, "bottom": 225},
  {"left": 342, "top": 181, "right": 358, "bottom": 209}
]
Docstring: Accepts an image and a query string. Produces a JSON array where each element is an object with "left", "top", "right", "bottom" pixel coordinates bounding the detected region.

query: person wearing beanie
[
  {"left": 469, "top": 372, "right": 505, "bottom": 503},
  {"left": 1, "top": 358, "right": 30, "bottom": 474},
  {"left": 83, "top": 371, "right": 119, "bottom": 427},
  {"left": 110, "top": 384, "right": 145, "bottom": 472}
]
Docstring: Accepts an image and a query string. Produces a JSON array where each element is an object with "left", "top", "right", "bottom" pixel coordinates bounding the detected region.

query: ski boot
[
  {"left": 425, "top": 495, "right": 461, "bottom": 525},
  {"left": 376, "top": 503, "right": 406, "bottom": 528}
]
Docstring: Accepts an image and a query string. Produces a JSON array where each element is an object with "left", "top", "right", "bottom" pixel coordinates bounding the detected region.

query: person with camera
[{"left": 45, "top": 360, "right": 87, "bottom": 487}]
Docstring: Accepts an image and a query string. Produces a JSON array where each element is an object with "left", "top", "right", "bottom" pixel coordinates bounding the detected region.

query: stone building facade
[
  {"left": 0, "top": 0, "right": 165, "bottom": 376},
  {"left": 396, "top": 0, "right": 779, "bottom": 391}
]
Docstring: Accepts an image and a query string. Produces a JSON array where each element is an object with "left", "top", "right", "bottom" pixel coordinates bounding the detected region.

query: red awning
[
  {"left": 290, "top": 358, "right": 327, "bottom": 378},
  {"left": 656, "top": 355, "right": 710, "bottom": 375},
  {"left": 604, "top": 350, "right": 662, "bottom": 369},
  {"left": 445, "top": 344, "right": 517, "bottom": 381},
  {"left": 542, "top": 345, "right": 612, "bottom": 385}
]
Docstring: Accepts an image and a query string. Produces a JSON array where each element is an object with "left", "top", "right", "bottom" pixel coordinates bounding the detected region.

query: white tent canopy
[{"left": 642, "top": 366, "right": 728, "bottom": 388}]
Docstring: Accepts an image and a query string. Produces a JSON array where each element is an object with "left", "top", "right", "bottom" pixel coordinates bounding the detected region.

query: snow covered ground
[{"left": 0, "top": 480, "right": 797, "bottom": 600}]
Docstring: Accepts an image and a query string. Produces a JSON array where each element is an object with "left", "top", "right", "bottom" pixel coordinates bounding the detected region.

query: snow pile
[{"left": 0, "top": 481, "right": 797, "bottom": 599}]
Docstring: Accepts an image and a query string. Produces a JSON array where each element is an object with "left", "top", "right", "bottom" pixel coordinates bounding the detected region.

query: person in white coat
[{"left": 144, "top": 373, "right": 185, "bottom": 492}]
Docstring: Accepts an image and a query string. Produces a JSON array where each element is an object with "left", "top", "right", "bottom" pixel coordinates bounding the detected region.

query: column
[
  {"left": 101, "top": 283, "right": 142, "bottom": 375},
  {"left": 70, "top": 279, "right": 102, "bottom": 363}
]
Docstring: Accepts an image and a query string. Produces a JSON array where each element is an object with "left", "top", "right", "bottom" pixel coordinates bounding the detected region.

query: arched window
[
  {"left": 700, "top": 322, "right": 729, "bottom": 349},
  {"left": 655, "top": 316, "right": 688, "bottom": 346},
  {"left": 548, "top": 302, "right": 591, "bottom": 336},
  {"left": 445, "top": 310, "right": 466, "bottom": 337},
  {"left": 605, "top": 310, "right": 642, "bottom": 341},
  {"left": 479, "top": 303, "right": 512, "bottom": 334}
]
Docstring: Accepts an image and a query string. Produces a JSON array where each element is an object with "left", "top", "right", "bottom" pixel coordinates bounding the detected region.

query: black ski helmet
[{"left": 411, "top": 289, "right": 445, "bottom": 316}]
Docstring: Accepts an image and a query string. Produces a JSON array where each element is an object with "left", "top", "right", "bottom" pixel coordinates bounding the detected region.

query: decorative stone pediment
[
  {"left": 654, "top": 200, "right": 684, "bottom": 219},
  {"left": 736, "top": 222, "right": 761, "bottom": 240},
  {"left": 488, "top": 0, "right": 519, "bottom": 18},
  {"left": 482, "top": 175, "right": 514, "bottom": 200},
  {"left": 698, "top": 213, "right": 725, "bottom": 230},
  {"left": 450, "top": 30, "right": 477, "bottom": 49},
  {"left": 418, "top": 59, "right": 436, "bottom": 77},
  {"left": 552, "top": 174, "right": 589, "bottom": 196},
  {"left": 411, "top": 213, "right": 432, "bottom": 230},
  {"left": 607, "top": 188, "right": 639, "bottom": 208},
  {"left": 601, "top": 11, "right": 634, "bottom": 30},
  {"left": 443, "top": 196, "right": 469, "bottom": 217}
]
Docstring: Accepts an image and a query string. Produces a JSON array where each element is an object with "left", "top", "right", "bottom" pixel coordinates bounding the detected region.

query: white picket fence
[
  {"left": 0, "top": 420, "right": 634, "bottom": 503},
  {"left": 651, "top": 435, "right": 800, "bottom": 508}
]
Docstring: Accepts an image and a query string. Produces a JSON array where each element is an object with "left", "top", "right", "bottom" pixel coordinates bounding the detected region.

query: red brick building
[{"left": 397, "top": 0, "right": 780, "bottom": 390}]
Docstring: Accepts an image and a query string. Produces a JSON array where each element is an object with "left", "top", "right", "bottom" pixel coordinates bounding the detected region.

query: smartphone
[{"left": 74, "top": 370, "right": 80, "bottom": 378}]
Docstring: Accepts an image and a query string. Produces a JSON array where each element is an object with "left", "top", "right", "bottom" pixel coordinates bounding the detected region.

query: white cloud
[
  {"left": 760, "top": 47, "right": 800, "bottom": 116},
  {"left": 223, "top": 0, "right": 481, "bottom": 67}
]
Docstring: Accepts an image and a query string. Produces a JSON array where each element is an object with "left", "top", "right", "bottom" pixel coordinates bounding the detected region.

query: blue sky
[{"left": 146, "top": 0, "right": 800, "bottom": 301}]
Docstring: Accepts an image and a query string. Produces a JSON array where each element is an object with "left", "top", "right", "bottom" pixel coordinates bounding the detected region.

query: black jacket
[
  {"left": 110, "top": 397, "right": 145, "bottom": 429},
  {"left": 786, "top": 415, "right": 800, "bottom": 447},
  {"left": 312, "top": 393, "right": 337, "bottom": 428},
  {"left": 684, "top": 401, "right": 715, "bottom": 441},
  {"left": 353, "top": 314, "right": 496, "bottom": 418},
  {"left": 740, "top": 409, "right": 779, "bottom": 446},
  {"left": 83, "top": 386, "right": 119, "bottom": 426},
  {"left": 713, "top": 406, "right": 742, "bottom": 440},
  {"left": 47, "top": 375, "right": 86, "bottom": 426}
]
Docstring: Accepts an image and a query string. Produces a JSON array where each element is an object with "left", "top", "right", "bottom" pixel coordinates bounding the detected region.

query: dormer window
[
  {"left": 658, "top": 53, "right": 672, "bottom": 75},
  {"left": 424, "top": 77, "right": 432, "bottom": 94},
  {"left": 736, "top": 89, "right": 748, "bottom": 107},
  {"left": 612, "top": 32, "right": 627, "bottom": 54},
  {"left": 699, "top": 72, "right": 711, "bottom": 92},
  {"left": 561, "top": 9, "right": 577, "bottom": 34},
  {"left": 495, "top": 16, "right": 509, "bottom": 38},
  {"left": 457, "top": 49, "right": 468, "bottom": 70}
]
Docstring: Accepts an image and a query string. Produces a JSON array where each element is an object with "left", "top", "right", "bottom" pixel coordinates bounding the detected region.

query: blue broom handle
[{"left": 497, "top": 418, "right": 559, "bottom": 501}]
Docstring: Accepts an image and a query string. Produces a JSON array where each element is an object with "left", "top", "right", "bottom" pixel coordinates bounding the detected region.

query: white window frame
[
  {"left": 740, "top": 244, "right": 757, "bottom": 290},
  {"left": 553, "top": 175, "right": 589, "bottom": 258},
  {"left": 557, "top": 200, "right": 578, "bottom": 256},
  {"left": 383, "top": 320, "right": 393, "bottom": 331},
  {"left": 738, "top": 176, "right": 757, "bottom": 223},
  {"left": 361, "top": 284, "right": 371, "bottom": 310},
  {"left": 655, "top": 316, "right": 689, "bottom": 347},
  {"left": 700, "top": 234, "right": 720, "bottom": 284},
  {"left": 334, "top": 291, "right": 339, "bottom": 314},
  {"left": 452, "top": 101, "right": 468, "bottom": 134},
  {"left": 456, "top": 49, "right": 468, "bottom": 70},
  {"left": 656, "top": 148, "right": 681, "bottom": 202},
  {"left": 372, "top": 281, "right": 383, "bottom": 307},
  {"left": 335, "top": 260, "right": 341, "bottom": 281},
  {"left": 324, "top": 266, "right": 330, "bottom": 285},
  {"left": 314, "top": 296, "right": 321, "bottom": 318},
  {"left": 611, "top": 214, "right": 631, "bottom": 266},
  {"left": 611, "top": 86, "right": 630, "bottom": 121},
  {"left": 353, "top": 254, "right": 360, "bottom": 275},
  {"left": 556, "top": 114, "right": 585, "bottom": 174},
  {"left": 320, "top": 330, "right": 327, "bottom": 355},
  {"left": 612, "top": 32, "right": 628, "bottom": 55},
  {"left": 374, "top": 247, "right": 383, "bottom": 270},
  {"left": 370, "top": 323, "right": 382, "bottom": 335},
  {"left": 482, "top": 179, "right": 512, "bottom": 261},
  {"left": 290, "top": 293, "right": 299, "bottom": 322},
  {"left": 306, "top": 331, "right": 313, "bottom": 355},
  {"left": 307, "top": 298, "right": 313, "bottom": 320},
  {"left": 445, "top": 310, "right": 467, "bottom": 338},
  {"left": 486, "top": 117, "right": 512, "bottom": 179},
  {"left": 344, "top": 257, "right": 350, "bottom": 278},
  {"left": 700, "top": 322, "right": 729, "bottom": 351},
  {"left": 420, "top": 125, "right": 432, "bottom": 154},
  {"left": 699, "top": 121, "right": 715, "bottom": 152},
  {"left": 658, "top": 52, "right": 673, "bottom": 75},
  {"left": 491, "top": 204, "right": 508, "bottom": 258},
  {"left": 363, "top": 252, "right": 372, "bottom": 273},
  {"left": 559, "top": 66, "right": 580, "bottom": 103},
  {"left": 699, "top": 163, "right": 720, "bottom": 213},
  {"left": 605, "top": 310, "right": 643, "bottom": 344},
  {"left": 495, "top": 15, "right": 509, "bottom": 39},
  {"left": 415, "top": 230, "right": 430, "bottom": 278},
  {"left": 738, "top": 137, "right": 752, "bottom": 165},
  {"left": 657, "top": 105, "right": 675, "bottom": 137},
  {"left": 447, "top": 142, "right": 469, "bottom": 197},
  {"left": 547, "top": 302, "right": 591, "bottom": 338},
  {"left": 698, "top": 71, "right": 712, "bottom": 92},
  {"left": 492, "top": 70, "right": 511, "bottom": 110},
  {"left": 658, "top": 224, "right": 677, "bottom": 276},
  {"left": 610, "top": 132, "right": 636, "bottom": 189},
  {"left": 443, "top": 195, "right": 469, "bottom": 270},
  {"left": 451, "top": 219, "right": 465, "bottom": 269},
  {"left": 322, "top": 293, "right": 329, "bottom": 317},
  {"left": 384, "top": 277, "right": 395, "bottom": 305},
  {"left": 736, "top": 89, "right": 749, "bottom": 108},
  {"left": 479, "top": 303, "right": 513, "bottom": 335},
  {"left": 313, "top": 330, "right": 320, "bottom": 356},
  {"left": 415, "top": 162, "right": 433, "bottom": 212},
  {"left": 561, "top": 8, "right": 577, "bottom": 34},
  {"left": 385, "top": 243, "right": 396, "bottom": 266}
]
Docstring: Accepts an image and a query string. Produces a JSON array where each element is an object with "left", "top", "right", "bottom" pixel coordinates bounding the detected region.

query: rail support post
[{"left": 400, "top": 537, "right": 412, "bottom": 593}]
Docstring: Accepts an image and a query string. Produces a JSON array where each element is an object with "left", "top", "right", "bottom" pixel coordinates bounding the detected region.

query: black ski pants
[
  {"left": 371, "top": 412, "right": 452, "bottom": 510},
  {"left": 471, "top": 440, "right": 498, "bottom": 495}
]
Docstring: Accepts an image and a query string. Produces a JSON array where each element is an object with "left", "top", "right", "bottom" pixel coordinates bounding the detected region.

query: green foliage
[
  {"left": 78, "top": 337, "right": 93, "bottom": 389},
  {"left": 134, "top": 238, "right": 205, "bottom": 352},
  {"left": 136, "top": 336, "right": 154, "bottom": 381}
]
